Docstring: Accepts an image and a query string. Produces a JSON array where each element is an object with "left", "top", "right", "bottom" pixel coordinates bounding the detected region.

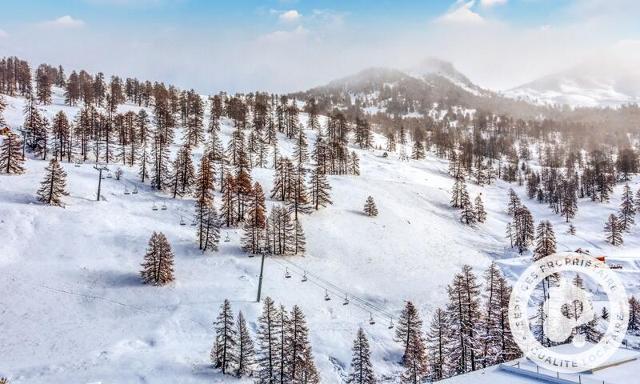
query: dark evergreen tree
[
  {"left": 140, "top": 232, "right": 175, "bottom": 285},
  {"left": 474, "top": 194, "right": 486, "bottom": 223},
  {"left": 236, "top": 311, "right": 256, "bottom": 377},
  {"left": 212, "top": 299, "right": 238, "bottom": 375},
  {"left": 36, "top": 158, "right": 68, "bottom": 206},
  {"left": 618, "top": 184, "right": 635, "bottom": 231},
  {"left": 347, "top": 328, "right": 376, "bottom": 384},
  {"left": 363, "top": 196, "right": 378, "bottom": 217},
  {"left": 170, "top": 145, "right": 195, "bottom": 198},
  {"left": 395, "top": 301, "right": 423, "bottom": 363},
  {"left": 242, "top": 182, "right": 267, "bottom": 254},
  {"left": 285, "top": 305, "right": 320, "bottom": 384},
  {"left": 256, "top": 297, "right": 282, "bottom": 383},
  {"left": 533, "top": 220, "right": 556, "bottom": 261},
  {"left": 513, "top": 206, "right": 535, "bottom": 254},
  {"left": 604, "top": 214, "right": 623, "bottom": 246}
]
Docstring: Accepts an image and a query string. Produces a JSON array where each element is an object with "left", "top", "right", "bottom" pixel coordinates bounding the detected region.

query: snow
[{"left": 1, "top": 89, "right": 639, "bottom": 383}]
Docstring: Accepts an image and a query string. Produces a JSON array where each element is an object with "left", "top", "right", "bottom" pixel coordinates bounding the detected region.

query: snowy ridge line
[{"left": 270, "top": 257, "right": 396, "bottom": 324}]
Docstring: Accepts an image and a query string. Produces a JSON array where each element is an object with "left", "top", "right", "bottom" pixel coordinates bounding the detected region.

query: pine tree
[
  {"left": 533, "top": 220, "right": 556, "bottom": 261},
  {"left": 0, "top": 132, "right": 25, "bottom": 174},
  {"left": 459, "top": 187, "right": 476, "bottom": 225},
  {"left": 221, "top": 175, "right": 238, "bottom": 227},
  {"left": 618, "top": 184, "right": 635, "bottom": 231},
  {"left": 474, "top": 194, "right": 486, "bottom": 223},
  {"left": 212, "top": 299, "right": 238, "bottom": 375},
  {"left": 194, "top": 156, "right": 216, "bottom": 250},
  {"left": 395, "top": 301, "right": 423, "bottom": 363},
  {"left": 507, "top": 188, "right": 521, "bottom": 216},
  {"left": 450, "top": 178, "right": 467, "bottom": 208},
  {"left": 445, "top": 265, "right": 481, "bottom": 375},
  {"left": 285, "top": 305, "right": 320, "bottom": 384},
  {"left": 51, "top": 111, "right": 71, "bottom": 161},
  {"left": 140, "top": 232, "right": 175, "bottom": 285},
  {"left": 425, "top": 308, "right": 447, "bottom": 381},
  {"left": 349, "top": 151, "right": 360, "bottom": 176},
  {"left": 287, "top": 167, "right": 312, "bottom": 220},
  {"left": 256, "top": 297, "right": 282, "bottom": 383},
  {"left": 604, "top": 214, "right": 623, "bottom": 246},
  {"left": 236, "top": 311, "right": 256, "bottom": 377},
  {"left": 513, "top": 206, "right": 535, "bottom": 254},
  {"left": 36, "top": 158, "right": 68, "bottom": 206},
  {"left": 347, "top": 328, "right": 376, "bottom": 384},
  {"left": 309, "top": 165, "right": 332, "bottom": 210},
  {"left": 412, "top": 139, "right": 425, "bottom": 160},
  {"left": 276, "top": 304, "right": 290, "bottom": 383},
  {"left": 363, "top": 196, "right": 378, "bottom": 217},
  {"left": 170, "top": 145, "right": 195, "bottom": 198}
]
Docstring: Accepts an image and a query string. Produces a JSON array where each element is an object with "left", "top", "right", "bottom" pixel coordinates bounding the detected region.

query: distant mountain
[
  {"left": 294, "top": 58, "right": 541, "bottom": 118},
  {"left": 505, "top": 42, "right": 640, "bottom": 107}
]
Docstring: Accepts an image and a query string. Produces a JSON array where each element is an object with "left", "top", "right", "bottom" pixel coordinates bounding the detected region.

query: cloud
[
  {"left": 480, "top": 0, "right": 507, "bottom": 7},
  {"left": 279, "top": 9, "right": 301, "bottom": 23},
  {"left": 437, "top": 1, "right": 485, "bottom": 25},
  {"left": 40, "top": 15, "right": 86, "bottom": 29},
  {"left": 259, "top": 25, "right": 308, "bottom": 43}
]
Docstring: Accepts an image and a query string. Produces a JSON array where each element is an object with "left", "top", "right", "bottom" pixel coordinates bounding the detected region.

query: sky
[{"left": 0, "top": 0, "right": 639, "bottom": 93}]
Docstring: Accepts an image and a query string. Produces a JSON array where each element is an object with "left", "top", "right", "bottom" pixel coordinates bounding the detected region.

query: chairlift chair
[
  {"left": 343, "top": 295, "right": 349, "bottom": 306},
  {"left": 324, "top": 290, "right": 331, "bottom": 301},
  {"left": 106, "top": 172, "right": 113, "bottom": 179},
  {"left": 369, "top": 313, "right": 376, "bottom": 325},
  {"left": 161, "top": 203, "right": 167, "bottom": 210},
  {"left": 190, "top": 218, "right": 197, "bottom": 226},
  {"left": 301, "top": 272, "right": 308, "bottom": 282},
  {"left": 388, "top": 318, "right": 394, "bottom": 329},
  {"left": 152, "top": 203, "right": 158, "bottom": 211},
  {"left": 132, "top": 185, "right": 138, "bottom": 194},
  {"left": 285, "top": 268, "right": 292, "bottom": 279},
  {"left": 180, "top": 216, "right": 186, "bottom": 226},
  {"left": 224, "top": 233, "right": 231, "bottom": 242},
  {"left": 124, "top": 186, "right": 130, "bottom": 195}
]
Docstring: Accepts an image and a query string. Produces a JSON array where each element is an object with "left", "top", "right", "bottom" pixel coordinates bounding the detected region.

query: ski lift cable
[
  {"left": 276, "top": 258, "right": 394, "bottom": 319},
  {"left": 276, "top": 257, "right": 396, "bottom": 319},
  {"left": 267, "top": 257, "right": 394, "bottom": 322}
]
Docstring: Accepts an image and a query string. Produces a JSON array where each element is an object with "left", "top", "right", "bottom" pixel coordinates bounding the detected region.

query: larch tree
[
  {"left": 236, "top": 311, "right": 256, "bottom": 377},
  {"left": 400, "top": 330, "right": 428, "bottom": 384},
  {"left": 363, "top": 196, "right": 378, "bottom": 217},
  {"left": 36, "top": 158, "right": 68, "bottom": 206},
  {"left": 194, "top": 156, "right": 217, "bottom": 251},
  {"left": 140, "top": 232, "right": 175, "bottom": 285},
  {"left": 349, "top": 151, "right": 360, "bottom": 176},
  {"left": 51, "top": 111, "right": 71, "bottom": 162},
  {"left": 459, "top": 187, "right": 476, "bottom": 225},
  {"left": 347, "top": 327, "right": 376, "bottom": 384},
  {"left": 604, "top": 214, "right": 623, "bottom": 246},
  {"left": 293, "top": 219, "right": 306, "bottom": 256},
  {"left": 212, "top": 299, "right": 238, "bottom": 375},
  {"left": 513, "top": 206, "right": 535, "bottom": 254},
  {"left": 309, "top": 165, "right": 332, "bottom": 210},
  {"left": 242, "top": 182, "right": 267, "bottom": 255},
  {"left": 221, "top": 174, "right": 238, "bottom": 227},
  {"left": 286, "top": 305, "right": 320, "bottom": 384},
  {"left": 0, "top": 132, "right": 25, "bottom": 174}
]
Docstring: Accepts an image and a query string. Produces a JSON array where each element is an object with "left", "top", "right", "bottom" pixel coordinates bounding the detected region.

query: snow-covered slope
[{"left": 1, "top": 90, "right": 639, "bottom": 383}]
